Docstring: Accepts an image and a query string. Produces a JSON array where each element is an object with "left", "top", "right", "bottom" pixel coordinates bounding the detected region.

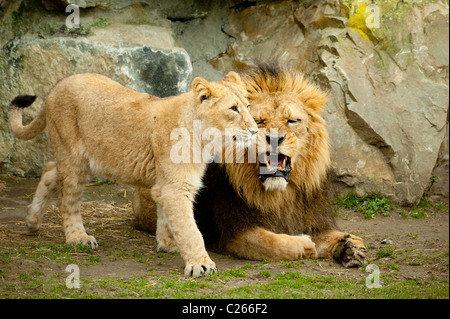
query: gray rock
[{"left": 170, "top": 1, "right": 233, "bottom": 80}]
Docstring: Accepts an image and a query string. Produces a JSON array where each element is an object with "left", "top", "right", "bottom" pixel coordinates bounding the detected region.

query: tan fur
[
  {"left": 9, "top": 72, "right": 258, "bottom": 277},
  {"left": 227, "top": 227, "right": 318, "bottom": 260},
  {"left": 133, "top": 63, "right": 366, "bottom": 267}
]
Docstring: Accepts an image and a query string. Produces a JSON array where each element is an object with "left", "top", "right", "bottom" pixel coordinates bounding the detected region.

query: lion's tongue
[
  {"left": 258, "top": 153, "right": 292, "bottom": 183},
  {"left": 267, "top": 154, "right": 285, "bottom": 172}
]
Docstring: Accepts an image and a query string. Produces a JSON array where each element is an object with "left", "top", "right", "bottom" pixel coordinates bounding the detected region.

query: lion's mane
[{"left": 223, "top": 62, "right": 330, "bottom": 213}]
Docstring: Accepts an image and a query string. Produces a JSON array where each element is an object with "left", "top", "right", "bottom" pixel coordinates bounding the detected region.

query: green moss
[
  {"left": 10, "top": 0, "right": 29, "bottom": 37},
  {"left": 11, "top": 0, "right": 26, "bottom": 23},
  {"left": 89, "top": 17, "right": 110, "bottom": 29},
  {"left": 10, "top": 0, "right": 47, "bottom": 37}
]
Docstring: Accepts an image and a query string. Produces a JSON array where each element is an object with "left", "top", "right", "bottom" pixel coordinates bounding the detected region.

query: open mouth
[{"left": 258, "top": 152, "right": 291, "bottom": 183}]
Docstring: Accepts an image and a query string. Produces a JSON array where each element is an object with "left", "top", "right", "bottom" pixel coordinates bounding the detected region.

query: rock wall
[{"left": 0, "top": 0, "right": 448, "bottom": 205}]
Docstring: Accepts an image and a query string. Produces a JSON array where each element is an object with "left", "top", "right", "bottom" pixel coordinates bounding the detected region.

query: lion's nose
[{"left": 266, "top": 134, "right": 286, "bottom": 145}]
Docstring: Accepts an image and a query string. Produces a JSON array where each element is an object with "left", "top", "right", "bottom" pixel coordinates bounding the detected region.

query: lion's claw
[{"left": 185, "top": 261, "right": 217, "bottom": 277}]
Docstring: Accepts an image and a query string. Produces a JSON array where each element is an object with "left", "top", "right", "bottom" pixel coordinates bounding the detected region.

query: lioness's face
[
  {"left": 209, "top": 85, "right": 256, "bottom": 134},
  {"left": 249, "top": 93, "right": 312, "bottom": 191},
  {"left": 193, "top": 74, "right": 259, "bottom": 147}
]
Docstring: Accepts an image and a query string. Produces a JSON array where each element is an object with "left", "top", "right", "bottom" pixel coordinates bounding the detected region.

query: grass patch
[
  {"left": 376, "top": 245, "right": 396, "bottom": 258},
  {"left": 416, "top": 175, "right": 447, "bottom": 212},
  {"left": 209, "top": 265, "right": 253, "bottom": 280},
  {"left": 386, "top": 264, "right": 399, "bottom": 271},
  {"left": 222, "top": 273, "right": 449, "bottom": 299},
  {"left": 279, "top": 260, "right": 304, "bottom": 268},
  {"left": 410, "top": 208, "right": 428, "bottom": 219},
  {"left": 334, "top": 193, "right": 391, "bottom": 219},
  {"left": 1, "top": 187, "right": 447, "bottom": 299},
  {"left": 0, "top": 242, "right": 97, "bottom": 266},
  {"left": 259, "top": 270, "right": 271, "bottom": 278}
]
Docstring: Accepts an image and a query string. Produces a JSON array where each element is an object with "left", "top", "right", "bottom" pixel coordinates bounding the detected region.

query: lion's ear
[
  {"left": 223, "top": 71, "right": 245, "bottom": 90},
  {"left": 192, "top": 77, "right": 213, "bottom": 102}
]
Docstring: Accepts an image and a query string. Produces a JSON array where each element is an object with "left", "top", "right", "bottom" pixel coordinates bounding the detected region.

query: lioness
[{"left": 9, "top": 72, "right": 258, "bottom": 277}]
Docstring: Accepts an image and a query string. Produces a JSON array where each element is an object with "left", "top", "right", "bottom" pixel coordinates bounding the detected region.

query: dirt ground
[{"left": 0, "top": 172, "right": 448, "bottom": 299}]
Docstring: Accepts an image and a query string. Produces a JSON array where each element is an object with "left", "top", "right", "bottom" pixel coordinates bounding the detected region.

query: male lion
[
  {"left": 133, "top": 62, "right": 367, "bottom": 268},
  {"left": 9, "top": 72, "right": 258, "bottom": 277}
]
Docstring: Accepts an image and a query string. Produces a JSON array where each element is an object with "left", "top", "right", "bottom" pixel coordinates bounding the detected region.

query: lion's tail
[{"left": 9, "top": 95, "right": 47, "bottom": 140}]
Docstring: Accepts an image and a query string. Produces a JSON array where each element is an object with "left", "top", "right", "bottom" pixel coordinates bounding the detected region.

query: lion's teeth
[
  {"left": 265, "top": 152, "right": 278, "bottom": 171},
  {"left": 260, "top": 153, "right": 271, "bottom": 169}
]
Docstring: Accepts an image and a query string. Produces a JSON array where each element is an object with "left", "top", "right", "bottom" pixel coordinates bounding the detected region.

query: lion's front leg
[
  {"left": 226, "top": 226, "right": 318, "bottom": 261},
  {"left": 152, "top": 182, "right": 216, "bottom": 277},
  {"left": 314, "top": 230, "right": 366, "bottom": 268}
]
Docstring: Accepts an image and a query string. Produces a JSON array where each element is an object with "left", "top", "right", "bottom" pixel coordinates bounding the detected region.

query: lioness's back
[
  {"left": 46, "top": 73, "right": 150, "bottom": 115},
  {"left": 45, "top": 73, "right": 162, "bottom": 185}
]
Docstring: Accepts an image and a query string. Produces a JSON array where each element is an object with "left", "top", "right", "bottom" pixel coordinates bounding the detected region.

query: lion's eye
[
  {"left": 287, "top": 119, "right": 301, "bottom": 124},
  {"left": 230, "top": 105, "right": 239, "bottom": 112},
  {"left": 256, "top": 120, "right": 265, "bottom": 125}
]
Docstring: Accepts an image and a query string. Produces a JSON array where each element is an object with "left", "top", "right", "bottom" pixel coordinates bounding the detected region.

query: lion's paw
[
  {"left": 296, "top": 235, "right": 318, "bottom": 259},
  {"left": 66, "top": 234, "right": 98, "bottom": 249},
  {"left": 26, "top": 205, "right": 43, "bottom": 233},
  {"left": 333, "top": 234, "right": 366, "bottom": 268},
  {"left": 26, "top": 216, "right": 41, "bottom": 233},
  {"left": 184, "top": 258, "right": 217, "bottom": 278}
]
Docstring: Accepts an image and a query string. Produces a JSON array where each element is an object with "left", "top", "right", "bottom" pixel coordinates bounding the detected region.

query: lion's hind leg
[
  {"left": 57, "top": 159, "right": 97, "bottom": 249},
  {"left": 314, "top": 230, "right": 366, "bottom": 267},
  {"left": 155, "top": 204, "right": 178, "bottom": 253},
  {"left": 26, "top": 161, "right": 59, "bottom": 232}
]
